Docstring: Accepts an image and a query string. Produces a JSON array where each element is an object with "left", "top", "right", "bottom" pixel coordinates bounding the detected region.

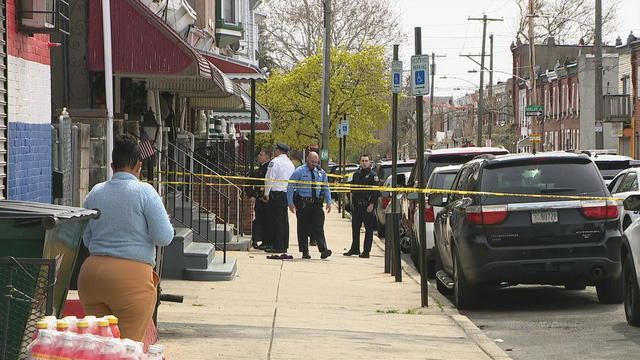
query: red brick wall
[
  {"left": 7, "top": 0, "right": 51, "bottom": 64},
  {"left": 193, "top": 181, "right": 254, "bottom": 235}
]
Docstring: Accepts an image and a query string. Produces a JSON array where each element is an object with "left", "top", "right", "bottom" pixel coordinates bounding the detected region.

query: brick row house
[{"left": 511, "top": 34, "right": 640, "bottom": 155}]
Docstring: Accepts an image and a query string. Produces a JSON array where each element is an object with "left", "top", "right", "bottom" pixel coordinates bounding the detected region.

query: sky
[{"left": 393, "top": 0, "right": 640, "bottom": 98}]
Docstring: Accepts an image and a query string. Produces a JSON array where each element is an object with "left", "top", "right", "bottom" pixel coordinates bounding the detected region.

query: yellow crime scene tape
[{"left": 147, "top": 171, "right": 622, "bottom": 202}]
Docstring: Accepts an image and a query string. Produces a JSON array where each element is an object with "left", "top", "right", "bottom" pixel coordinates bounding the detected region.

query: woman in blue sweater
[{"left": 78, "top": 134, "right": 174, "bottom": 341}]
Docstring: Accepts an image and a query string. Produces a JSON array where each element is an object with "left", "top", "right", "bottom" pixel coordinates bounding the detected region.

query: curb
[{"left": 372, "top": 236, "right": 512, "bottom": 360}]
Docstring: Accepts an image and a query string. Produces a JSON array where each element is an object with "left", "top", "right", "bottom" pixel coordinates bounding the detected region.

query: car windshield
[
  {"left": 480, "top": 161, "right": 606, "bottom": 204},
  {"left": 381, "top": 165, "right": 414, "bottom": 180},
  {"left": 429, "top": 172, "right": 457, "bottom": 190},
  {"left": 594, "top": 161, "right": 630, "bottom": 180}
]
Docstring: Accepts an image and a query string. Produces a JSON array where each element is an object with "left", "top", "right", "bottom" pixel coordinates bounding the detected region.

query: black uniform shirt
[{"left": 350, "top": 167, "right": 380, "bottom": 206}]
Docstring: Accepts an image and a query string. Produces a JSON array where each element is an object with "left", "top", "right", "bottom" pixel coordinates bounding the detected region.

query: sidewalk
[{"left": 157, "top": 208, "right": 511, "bottom": 360}]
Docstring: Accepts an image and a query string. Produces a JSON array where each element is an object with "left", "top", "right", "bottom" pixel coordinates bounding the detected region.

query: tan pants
[{"left": 78, "top": 255, "right": 159, "bottom": 341}]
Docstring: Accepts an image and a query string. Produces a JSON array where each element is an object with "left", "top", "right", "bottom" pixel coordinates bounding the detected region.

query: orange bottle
[
  {"left": 76, "top": 320, "right": 90, "bottom": 335},
  {"left": 96, "top": 318, "right": 113, "bottom": 338}
]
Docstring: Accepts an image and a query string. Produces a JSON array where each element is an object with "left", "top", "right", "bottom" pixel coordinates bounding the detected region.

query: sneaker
[
  {"left": 358, "top": 253, "right": 370, "bottom": 258},
  {"left": 320, "top": 249, "right": 332, "bottom": 259},
  {"left": 301, "top": 252, "right": 311, "bottom": 259},
  {"left": 343, "top": 250, "right": 360, "bottom": 256}
]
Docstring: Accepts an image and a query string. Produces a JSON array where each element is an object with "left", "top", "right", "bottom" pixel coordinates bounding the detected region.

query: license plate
[{"left": 531, "top": 210, "right": 558, "bottom": 224}]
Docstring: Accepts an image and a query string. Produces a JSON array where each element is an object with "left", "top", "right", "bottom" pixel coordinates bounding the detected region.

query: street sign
[
  {"left": 341, "top": 120, "right": 349, "bottom": 136},
  {"left": 529, "top": 133, "right": 542, "bottom": 143},
  {"left": 391, "top": 60, "right": 402, "bottom": 93},
  {"left": 320, "top": 149, "right": 329, "bottom": 161},
  {"left": 525, "top": 104, "right": 543, "bottom": 117},
  {"left": 410, "top": 55, "right": 430, "bottom": 96},
  {"left": 337, "top": 126, "right": 343, "bottom": 138}
]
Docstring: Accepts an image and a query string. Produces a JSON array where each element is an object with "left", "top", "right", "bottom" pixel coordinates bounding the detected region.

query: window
[
  {"left": 622, "top": 75, "right": 631, "bottom": 95},
  {"left": 617, "top": 172, "right": 638, "bottom": 193},
  {"left": 224, "top": 0, "right": 236, "bottom": 24}
]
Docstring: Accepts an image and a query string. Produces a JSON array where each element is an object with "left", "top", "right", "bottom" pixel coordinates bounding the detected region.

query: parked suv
[
  {"left": 608, "top": 166, "right": 640, "bottom": 230},
  {"left": 619, "top": 194, "right": 640, "bottom": 326},
  {"left": 430, "top": 152, "right": 623, "bottom": 309},
  {"left": 400, "top": 147, "right": 509, "bottom": 275},
  {"left": 374, "top": 160, "right": 415, "bottom": 186}
]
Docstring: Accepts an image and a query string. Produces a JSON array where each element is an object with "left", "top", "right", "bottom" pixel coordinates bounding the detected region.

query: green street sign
[
  {"left": 525, "top": 104, "right": 543, "bottom": 117},
  {"left": 321, "top": 149, "right": 329, "bottom": 161}
]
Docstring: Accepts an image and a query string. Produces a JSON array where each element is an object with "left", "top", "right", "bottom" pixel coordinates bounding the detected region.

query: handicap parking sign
[
  {"left": 415, "top": 70, "right": 425, "bottom": 85},
  {"left": 410, "top": 55, "right": 429, "bottom": 96},
  {"left": 391, "top": 60, "right": 402, "bottom": 93}
]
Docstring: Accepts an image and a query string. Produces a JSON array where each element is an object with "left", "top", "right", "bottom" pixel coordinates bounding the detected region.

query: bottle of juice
[
  {"left": 99, "top": 338, "right": 121, "bottom": 360},
  {"left": 28, "top": 329, "right": 54, "bottom": 360},
  {"left": 56, "top": 320, "right": 69, "bottom": 333},
  {"left": 63, "top": 316, "right": 78, "bottom": 333},
  {"left": 52, "top": 332, "right": 76, "bottom": 360},
  {"left": 145, "top": 344, "right": 164, "bottom": 360},
  {"left": 119, "top": 342, "right": 140, "bottom": 360},
  {"left": 96, "top": 319, "right": 113, "bottom": 338},
  {"left": 32, "top": 320, "right": 49, "bottom": 340},
  {"left": 104, "top": 316, "right": 120, "bottom": 338},
  {"left": 75, "top": 335, "right": 98, "bottom": 360},
  {"left": 83, "top": 316, "right": 98, "bottom": 334},
  {"left": 76, "top": 320, "right": 90, "bottom": 335}
]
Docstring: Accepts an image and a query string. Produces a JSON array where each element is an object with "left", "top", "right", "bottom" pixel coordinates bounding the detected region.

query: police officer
[
  {"left": 247, "top": 149, "right": 272, "bottom": 250},
  {"left": 264, "top": 143, "right": 295, "bottom": 259},
  {"left": 344, "top": 154, "right": 379, "bottom": 258},
  {"left": 287, "top": 151, "right": 332, "bottom": 260}
]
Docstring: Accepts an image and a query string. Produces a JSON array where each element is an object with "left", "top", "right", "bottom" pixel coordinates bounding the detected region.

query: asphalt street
[{"left": 403, "top": 249, "right": 640, "bottom": 360}]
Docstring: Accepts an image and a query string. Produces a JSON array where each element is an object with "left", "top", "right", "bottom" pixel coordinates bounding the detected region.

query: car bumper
[{"left": 459, "top": 231, "right": 622, "bottom": 285}]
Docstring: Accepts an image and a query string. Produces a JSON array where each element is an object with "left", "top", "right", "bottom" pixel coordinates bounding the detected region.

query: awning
[
  {"left": 201, "top": 52, "right": 267, "bottom": 82},
  {"left": 208, "top": 88, "right": 271, "bottom": 131},
  {"left": 235, "top": 123, "right": 271, "bottom": 133},
  {"left": 88, "top": 0, "right": 239, "bottom": 101}
]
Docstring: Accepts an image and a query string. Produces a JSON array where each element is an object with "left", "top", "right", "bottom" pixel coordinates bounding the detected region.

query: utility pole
[
  {"left": 594, "top": 0, "right": 604, "bottom": 149},
  {"left": 468, "top": 15, "right": 502, "bottom": 146},
  {"left": 391, "top": 45, "right": 401, "bottom": 282},
  {"left": 528, "top": 0, "right": 539, "bottom": 151},
  {"left": 488, "top": 34, "right": 494, "bottom": 146},
  {"left": 320, "top": 0, "right": 332, "bottom": 169},
  {"left": 429, "top": 53, "right": 447, "bottom": 145}
]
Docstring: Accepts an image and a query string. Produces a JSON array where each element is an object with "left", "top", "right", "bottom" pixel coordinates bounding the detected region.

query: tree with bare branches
[
  {"left": 258, "top": 0, "right": 402, "bottom": 69},
  {"left": 514, "top": 0, "right": 619, "bottom": 45}
]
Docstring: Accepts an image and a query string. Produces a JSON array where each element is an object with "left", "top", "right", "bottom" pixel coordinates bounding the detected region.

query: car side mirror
[
  {"left": 397, "top": 174, "right": 406, "bottom": 187},
  {"left": 623, "top": 195, "right": 640, "bottom": 211},
  {"left": 428, "top": 193, "right": 445, "bottom": 206},
  {"left": 407, "top": 192, "right": 419, "bottom": 201}
]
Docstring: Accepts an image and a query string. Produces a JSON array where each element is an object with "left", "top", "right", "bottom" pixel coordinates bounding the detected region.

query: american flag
[{"left": 138, "top": 130, "right": 156, "bottom": 160}]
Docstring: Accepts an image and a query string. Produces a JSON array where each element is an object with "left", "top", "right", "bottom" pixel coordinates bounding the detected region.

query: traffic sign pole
[{"left": 414, "top": 27, "right": 428, "bottom": 307}]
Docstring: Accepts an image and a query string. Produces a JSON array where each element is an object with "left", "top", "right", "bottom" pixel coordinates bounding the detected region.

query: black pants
[
  {"left": 350, "top": 205, "right": 376, "bottom": 254},
  {"left": 296, "top": 202, "right": 328, "bottom": 254},
  {"left": 268, "top": 192, "right": 289, "bottom": 252},
  {"left": 252, "top": 199, "right": 270, "bottom": 246}
]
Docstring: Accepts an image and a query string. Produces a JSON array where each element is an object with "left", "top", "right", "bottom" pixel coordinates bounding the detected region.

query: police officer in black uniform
[
  {"left": 247, "top": 149, "right": 272, "bottom": 249},
  {"left": 344, "top": 154, "right": 380, "bottom": 258}
]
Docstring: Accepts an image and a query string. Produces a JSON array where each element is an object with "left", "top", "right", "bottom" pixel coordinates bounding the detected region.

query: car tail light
[
  {"left": 580, "top": 200, "right": 619, "bottom": 220},
  {"left": 465, "top": 205, "right": 508, "bottom": 225},
  {"left": 425, "top": 204, "right": 435, "bottom": 223},
  {"left": 382, "top": 198, "right": 391, "bottom": 209}
]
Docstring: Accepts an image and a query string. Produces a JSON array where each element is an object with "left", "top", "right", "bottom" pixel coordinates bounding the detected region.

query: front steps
[{"left": 161, "top": 226, "right": 237, "bottom": 281}]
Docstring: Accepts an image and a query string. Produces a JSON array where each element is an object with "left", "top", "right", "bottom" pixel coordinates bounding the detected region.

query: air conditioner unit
[{"left": 20, "top": 0, "right": 55, "bottom": 30}]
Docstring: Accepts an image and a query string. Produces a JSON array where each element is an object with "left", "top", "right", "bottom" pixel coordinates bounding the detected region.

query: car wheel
[
  {"left": 434, "top": 246, "right": 452, "bottom": 295},
  {"left": 377, "top": 218, "right": 386, "bottom": 238},
  {"left": 410, "top": 233, "right": 419, "bottom": 269},
  {"left": 453, "top": 249, "right": 479, "bottom": 309},
  {"left": 596, "top": 273, "right": 623, "bottom": 304},
  {"left": 399, "top": 232, "right": 412, "bottom": 254},
  {"left": 623, "top": 253, "right": 640, "bottom": 326},
  {"left": 623, "top": 216, "right": 632, "bottom": 231}
]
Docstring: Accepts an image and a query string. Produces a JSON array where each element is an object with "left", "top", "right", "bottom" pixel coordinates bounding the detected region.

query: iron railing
[
  {"left": 158, "top": 142, "right": 231, "bottom": 262},
  {"left": 172, "top": 139, "right": 250, "bottom": 237}
]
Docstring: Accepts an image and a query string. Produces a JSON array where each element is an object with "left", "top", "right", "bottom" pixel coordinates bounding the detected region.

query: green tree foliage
[{"left": 257, "top": 45, "right": 390, "bottom": 157}]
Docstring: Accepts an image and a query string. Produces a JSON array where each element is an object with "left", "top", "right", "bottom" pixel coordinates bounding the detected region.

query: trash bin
[{"left": 0, "top": 200, "right": 99, "bottom": 360}]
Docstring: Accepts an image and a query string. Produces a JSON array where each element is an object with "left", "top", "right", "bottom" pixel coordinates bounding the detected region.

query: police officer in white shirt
[{"left": 264, "top": 143, "right": 296, "bottom": 258}]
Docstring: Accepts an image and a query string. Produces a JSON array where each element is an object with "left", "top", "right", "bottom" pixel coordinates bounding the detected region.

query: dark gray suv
[{"left": 430, "top": 152, "right": 623, "bottom": 309}]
